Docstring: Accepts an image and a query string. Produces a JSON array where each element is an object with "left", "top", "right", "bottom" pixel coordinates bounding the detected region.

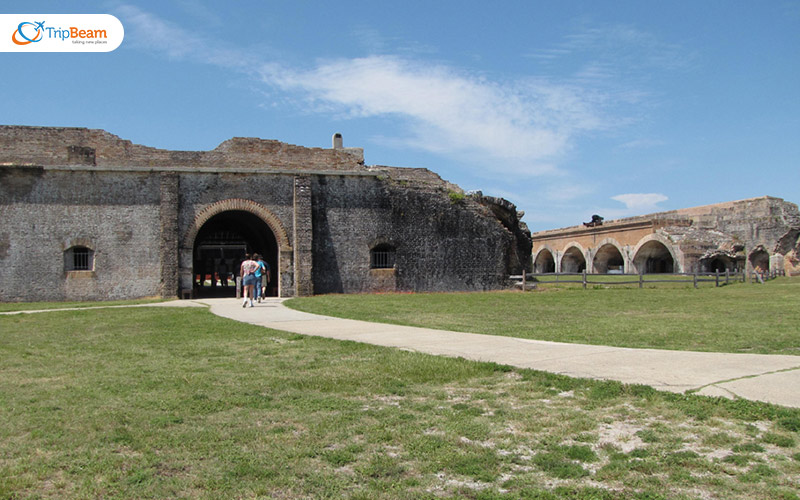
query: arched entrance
[
  {"left": 749, "top": 247, "right": 770, "bottom": 272},
  {"left": 592, "top": 243, "right": 625, "bottom": 274},
  {"left": 701, "top": 253, "right": 736, "bottom": 273},
  {"left": 193, "top": 210, "right": 278, "bottom": 297},
  {"left": 533, "top": 249, "right": 556, "bottom": 273},
  {"left": 561, "top": 246, "right": 586, "bottom": 273},
  {"left": 633, "top": 240, "right": 674, "bottom": 274}
]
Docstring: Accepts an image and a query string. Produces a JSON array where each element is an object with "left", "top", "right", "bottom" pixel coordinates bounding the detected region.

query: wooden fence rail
[
  {"left": 749, "top": 269, "right": 786, "bottom": 284},
  {"left": 509, "top": 269, "right": 755, "bottom": 290}
]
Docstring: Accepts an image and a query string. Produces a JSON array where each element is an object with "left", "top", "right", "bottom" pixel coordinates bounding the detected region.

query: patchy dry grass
[{"left": 1, "top": 307, "right": 799, "bottom": 499}]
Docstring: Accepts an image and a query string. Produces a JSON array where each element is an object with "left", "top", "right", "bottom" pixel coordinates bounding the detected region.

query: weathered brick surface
[
  {"left": 310, "top": 174, "right": 525, "bottom": 294},
  {"left": 159, "top": 174, "right": 180, "bottom": 298},
  {"left": 293, "top": 176, "right": 313, "bottom": 296},
  {"left": 0, "top": 125, "right": 364, "bottom": 170},
  {"left": 176, "top": 173, "right": 297, "bottom": 296},
  {"left": 0, "top": 167, "right": 162, "bottom": 301},
  {"left": 0, "top": 126, "right": 530, "bottom": 301}
]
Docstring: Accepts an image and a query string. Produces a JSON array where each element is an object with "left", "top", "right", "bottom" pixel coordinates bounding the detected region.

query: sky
[{"left": 2, "top": 1, "right": 799, "bottom": 231}]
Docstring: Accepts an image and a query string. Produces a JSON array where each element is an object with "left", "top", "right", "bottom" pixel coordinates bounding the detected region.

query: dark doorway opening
[
  {"left": 634, "top": 241, "right": 674, "bottom": 274},
  {"left": 749, "top": 248, "right": 770, "bottom": 273},
  {"left": 561, "top": 247, "right": 586, "bottom": 273},
  {"left": 592, "top": 244, "right": 625, "bottom": 274},
  {"left": 193, "top": 210, "right": 278, "bottom": 298},
  {"left": 702, "top": 254, "right": 737, "bottom": 273},
  {"left": 533, "top": 249, "right": 556, "bottom": 273}
]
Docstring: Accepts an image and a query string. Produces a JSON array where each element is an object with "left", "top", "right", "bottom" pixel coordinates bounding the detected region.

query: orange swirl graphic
[{"left": 12, "top": 24, "right": 43, "bottom": 45}]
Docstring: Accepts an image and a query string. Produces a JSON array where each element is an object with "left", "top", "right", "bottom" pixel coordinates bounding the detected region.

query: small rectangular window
[
  {"left": 370, "top": 249, "right": 395, "bottom": 269},
  {"left": 73, "top": 248, "right": 90, "bottom": 270},
  {"left": 65, "top": 246, "right": 94, "bottom": 272}
]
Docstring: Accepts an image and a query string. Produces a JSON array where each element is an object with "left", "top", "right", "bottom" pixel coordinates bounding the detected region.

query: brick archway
[
  {"left": 533, "top": 246, "right": 556, "bottom": 273},
  {"left": 632, "top": 234, "right": 679, "bottom": 274},
  {"left": 182, "top": 198, "right": 291, "bottom": 252},
  {"left": 180, "top": 199, "right": 292, "bottom": 297},
  {"left": 560, "top": 243, "right": 587, "bottom": 273},
  {"left": 591, "top": 238, "right": 626, "bottom": 274}
]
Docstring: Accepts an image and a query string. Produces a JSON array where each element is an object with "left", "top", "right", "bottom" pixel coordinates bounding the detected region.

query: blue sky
[{"left": 3, "top": 1, "right": 799, "bottom": 231}]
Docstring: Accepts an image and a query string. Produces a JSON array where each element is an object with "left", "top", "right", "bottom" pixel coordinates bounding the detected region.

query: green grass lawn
[
  {"left": 286, "top": 278, "right": 800, "bottom": 355},
  {"left": 1, "top": 306, "right": 799, "bottom": 499}
]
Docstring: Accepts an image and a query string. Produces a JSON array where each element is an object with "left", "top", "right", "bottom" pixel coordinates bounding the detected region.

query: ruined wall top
[
  {"left": 533, "top": 196, "right": 800, "bottom": 238},
  {"left": 531, "top": 196, "right": 800, "bottom": 262},
  {"left": 0, "top": 125, "right": 365, "bottom": 171}
]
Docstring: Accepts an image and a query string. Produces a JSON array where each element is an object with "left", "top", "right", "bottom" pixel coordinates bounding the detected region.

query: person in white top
[{"left": 239, "top": 254, "right": 259, "bottom": 308}]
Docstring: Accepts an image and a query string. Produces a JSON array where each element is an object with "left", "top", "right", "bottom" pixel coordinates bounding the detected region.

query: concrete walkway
[
  {"left": 186, "top": 297, "right": 800, "bottom": 409},
  {"left": 6, "top": 298, "right": 798, "bottom": 408}
]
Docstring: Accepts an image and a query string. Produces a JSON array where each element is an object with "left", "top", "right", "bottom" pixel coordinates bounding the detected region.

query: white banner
[{"left": 0, "top": 14, "right": 123, "bottom": 52}]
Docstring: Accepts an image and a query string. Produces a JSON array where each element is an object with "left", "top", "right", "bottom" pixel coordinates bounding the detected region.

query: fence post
[
  {"left": 582, "top": 269, "right": 587, "bottom": 289},
  {"left": 236, "top": 276, "right": 242, "bottom": 298},
  {"left": 715, "top": 269, "right": 720, "bottom": 287},
  {"left": 693, "top": 271, "right": 698, "bottom": 289},
  {"left": 725, "top": 269, "right": 729, "bottom": 285},
  {"left": 522, "top": 270, "right": 526, "bottom": 292},
  {"left": 639, "top": 272, "right": 643, "bottom": 289}
]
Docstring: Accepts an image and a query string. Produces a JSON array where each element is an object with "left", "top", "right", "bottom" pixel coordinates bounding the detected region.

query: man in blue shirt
[{"left": 253, "top": 253, "right": 270, "bottom": 302}]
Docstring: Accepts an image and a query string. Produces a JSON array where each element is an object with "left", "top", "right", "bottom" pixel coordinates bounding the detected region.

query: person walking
[
  {"left": 260, "top": 256, "right": 271, "bottom": 298},
  {"left": 218, "top": 259, "right": 229, "bottom": 287},
  {"left": 239, "top": 253, "right": 258, "bottom": 308},
  {"left": 253, "top": 253, "right": 265, "bottom": 303}
]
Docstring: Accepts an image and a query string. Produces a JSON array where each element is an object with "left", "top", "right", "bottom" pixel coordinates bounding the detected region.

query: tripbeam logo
[
  {"left": 12, "top": 21, "right": 45, "bottom": 45},
  {"left": 1, "top": 14, "right": 123, "bottom": 52}
]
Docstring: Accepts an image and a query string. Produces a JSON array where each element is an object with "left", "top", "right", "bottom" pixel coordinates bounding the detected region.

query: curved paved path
[
  {"left": 6, "top": 299, "right": 799, "bottom": 408},
  {"left": 190, "top": 298, "right": 800, "bottom": 409}
]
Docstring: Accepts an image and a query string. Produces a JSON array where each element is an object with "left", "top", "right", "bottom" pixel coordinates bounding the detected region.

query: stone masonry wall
[
  {"left": 0, "top": 166, "right": 162, "bottom": 301},
  {"left": 1, "top": 125, "right": 531, "bottom": 301},
  {"left": 159, "top": 174, "right": 180, "bottom": 297},
  {"left": 293, "top": 175, "right": 313, "bottom": 296},
  {"left": 311, "top": 171, "right": 525, "bottom": 294}
]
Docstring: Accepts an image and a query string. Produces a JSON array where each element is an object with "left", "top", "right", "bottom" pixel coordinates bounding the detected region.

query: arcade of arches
[
  {"left": 532, "top": 237, "right": 679, "bottom": 274},
  {"left": 532, "top": 236, "right": 784, "bottom": 276}
]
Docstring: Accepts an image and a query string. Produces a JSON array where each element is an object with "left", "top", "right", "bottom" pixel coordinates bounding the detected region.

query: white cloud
[
  {"left": 258, "top": 55, "right": 617, "bottom": 176},
  {"left": 611, "top": 193, "right": 668, "bottom": 212},
  {"left": 115, "top": 5, "right": 622, "bottom": 177},
  {"left": 115, "top": 5, "right": 672, "bottom": 184},
  {"left": 115, "top": 4, "right": 256, "bottom": 68}
]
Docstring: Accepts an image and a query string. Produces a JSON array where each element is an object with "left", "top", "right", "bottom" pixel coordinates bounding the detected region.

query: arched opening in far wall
[
  {"left": 633, "top": 240, "right": 674, "bottom": 274},
  {"left": 533, "top": 248, "right": 556, "bottom": 273},
  {"left": 561, "top": 246, "right": 586, "bottom": 273},
  {"left": 749, "top": 247, "right": 770, "bottom": 272},
  {"left": 701, "top": 253, "right": 738, "bottom": 273},
  {"left": 592, "top": 243, "right": 625, "bottom": 274},
  {"left": 192, "top": 211, "right": 278, "bottom": 298}
]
